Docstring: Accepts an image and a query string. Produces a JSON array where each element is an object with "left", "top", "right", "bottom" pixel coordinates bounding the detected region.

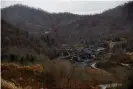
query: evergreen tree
[
  {"left": 26, "top": 54, "right": 30, "bottom": 60},
  {"left": 30, "top": 55, "right": 36, "bottom": 64},
  {"left": 20, "top": 56, "right": 24, "bottom": 64},
  {"left": 10, "top": 54, "right": 16, "bottom": 62}
]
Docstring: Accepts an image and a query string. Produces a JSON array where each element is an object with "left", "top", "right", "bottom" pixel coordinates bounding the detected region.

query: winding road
[
  {"left": 98, "top": 83, "right": 122, "bottom": 89},
  {"left": 120, "top": 63, "right": 133, "bottom": 70},
  {"left": 88, "top": 61, "right": 132, "bottom": 89},
  {"left": 90, "top": 62, "right": 99, "bottom": 70}
]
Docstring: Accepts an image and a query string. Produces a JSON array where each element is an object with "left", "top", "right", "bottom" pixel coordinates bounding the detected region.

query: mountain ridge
[{"left": 1, "top": 1, "right": 133, "bottom": 44}]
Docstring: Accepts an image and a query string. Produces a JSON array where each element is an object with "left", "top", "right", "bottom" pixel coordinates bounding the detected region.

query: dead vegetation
[
  {"left": 1, "top": 63, "right": 46, "bottom": 89},
  {"left": 1, "top": 78, "right": 23, "bottom": 89},
  {"left": 3, "top": 58, "right": 132, "bottom": 89},
  {"left": 1, "top": 62, "right": 101, "bottom": 89},
  {"left": 1, "top": 59, "right": 133, "bottom": 89}
]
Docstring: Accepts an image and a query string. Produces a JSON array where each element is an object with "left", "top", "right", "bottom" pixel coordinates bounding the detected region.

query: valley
[{"left": 1, "top": 1, "right": 133, "bottom": 89}]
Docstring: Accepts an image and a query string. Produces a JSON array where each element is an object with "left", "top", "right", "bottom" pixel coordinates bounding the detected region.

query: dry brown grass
[
  {"left": 1, "top": 63, "right": 46, "bottom": 89},
  {"left": 85, "top": 67, "right": 118, "bottom": 84},
  {"left": 1, "top": 63, "right": 44, "bottom": 72},
  {"left": 1, "top": 78, "right": 40, "bottom": 89},
  {"left": 1, "top": 78, "right": 23, "bottom": 89},
  {"left": 96, "top": 61, "right": 133, "bottom": 83},
  {"left": 3, "top": 60, "right": 123, "bottom": 89},
  {"left": 128, "top": 54, "right": 133, "bottom": 62},
  {"left": 43, "top": 60, "right": 96, "bottom": 89},
  {"left": 109, "top": 52, "right": 133, "bottom": 64},
  {"left": 1, "top": 62, "right": 101, "bottom": 89}
]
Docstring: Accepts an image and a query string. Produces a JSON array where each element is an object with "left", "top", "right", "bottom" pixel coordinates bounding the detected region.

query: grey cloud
[{"left": 1, "top": 0, "right": 128, "bottom": 15}]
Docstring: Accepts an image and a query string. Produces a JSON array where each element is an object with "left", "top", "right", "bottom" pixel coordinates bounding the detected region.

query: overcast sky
[{"left": 1, "top": 0, "right": 129, "bottom": 15}]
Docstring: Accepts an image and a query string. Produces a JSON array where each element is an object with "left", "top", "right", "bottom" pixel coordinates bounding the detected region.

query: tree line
[{"left": 1, "top": 54, "right": 36, "bottom": 64}]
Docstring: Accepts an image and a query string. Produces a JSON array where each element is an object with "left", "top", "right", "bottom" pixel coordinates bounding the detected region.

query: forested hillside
[
  {"left": 1, "top": 2, "right": 133, "bottom": 61},
  {"left": 1, "top": 1, "right": 133, "bottom": 89},
  {"left": 1, "top": 2, "right": 133, "bottom": 45},
  {"left": 1, "top": 20, "right": 61, "bottom": 63}
]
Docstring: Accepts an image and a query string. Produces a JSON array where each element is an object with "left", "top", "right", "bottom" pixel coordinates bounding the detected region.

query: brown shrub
[
  {"left": 109, "top": 52, "right": 133, "bottom": 63},
  {"left": 1, "top": 78, "right": 23, "bottom": 89},
  {"left": 1, "top": 63, "right": 45, "bottom": 89},
  {"left": 1, "top": 62, "right": 100, "bottom": 89}
]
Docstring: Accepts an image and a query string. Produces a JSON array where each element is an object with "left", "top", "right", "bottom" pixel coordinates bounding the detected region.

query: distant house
[
  {"left": 96, "top": 47, "right": 105, "bottom": 53},
  {"left": 44, "top": 31, "right": 50, "bottom": 34}
]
